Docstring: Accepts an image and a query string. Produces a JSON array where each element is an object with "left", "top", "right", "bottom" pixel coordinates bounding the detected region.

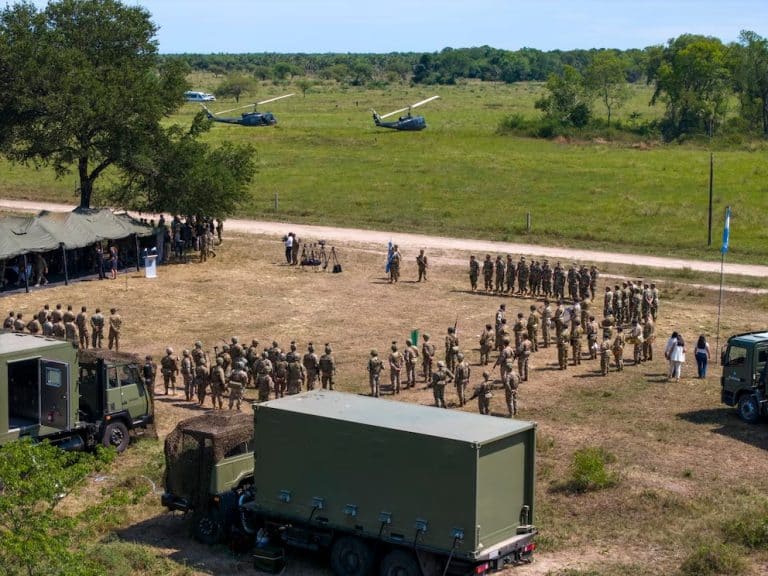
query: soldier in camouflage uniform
[
  {"left": 479, "top": 324, "right": 495, "bottom": 366},
  {"left": 651, "top": 283, "right": 659, "bottom": 321},
  {"left": 90, "top": 308, "right": 105, "bottom": 347},
  {"left": 256, "top": 368, "right": 274, "bottom": 403},
  {"left": 540, "top": 299, "right": 552, "bottom": 348},
  {"left": 517, "top": 334, "right": 532, "bottom": 382},
  {"left": 192, "top": 341, "right": 209, "bottom": 406},
  {"left": 431, "top": 361, "right": 453, "bottom": 409},
  {"left": 628, "top": 319, "right": 644, "bottom": 365},
  {"left": 557, "top": 331, "right": 569, "bottom": 370},
  {"left": 513, "top": 313, "right": 525, "bottom": 349},
  {"left": 42, "top": 315, "right": 53, "bottom": 337},
  {"left": 468, "top": 255, "right": 479, "bottom": 292},
  {"left": 505, "top": 365, "right": 520, "bottom": 417},
  {"left": 161, "top": 347, "right": 180, "bottom": 395},
  {"left": 51, "top": 304, "right": 63, "bottom": 324},
  {"left": 642, "top": 283, "right": 652, "bottom": 320},
  {"left": 604, "top": 286, "right": 614, "bottom": 319},
  {"left": 589, "top": 266, "right": 599, "bottom": 301},
  {"left": 586, "top": 316, "right": 599, "bottom": 360},
  {"left": 267, "top": 340, "right": 282, "bottom": 366},
  {"left": 497, "top": 319, "right": 511, "bottom": 356},
  {"left": 567, "top": 266, "right": 578, "bottom": 302},
  {"left": 495, "top": 304, "right": 506, "bottom": 350},
  {"left": 319, "top": 344, "right": 336, "bottom": 390},
  {"left": 553, "top": 262, "right": 565, "bottom": 301},
  {"left": 570, "top": 320, "right": 583, "bottom": 366},
  {"left": 621, "top": 282, "right": 631, "bottom": 324},
  {"left": 367, "top": 349, "right": 384, "bottom": 397},
  {"left": 52, "top": 318, "right": 66, "bottom": 339},
  {"left": 388, "top": 342, "right": 404, "bottom": 394},
  {"left": 76, "top": 306, "right": 89, "bottom": 349},
  {"left": 601, "top": 313, "right": 615, "bottom": 341},
  {"left": 600, "top": 339, "right": 612, "bottom": 375},
  {"left": 403, "top": 339, "right": 420, "bottom": 388},
  {"left": 517, "top": 257, "right": 529, "bottom": 296},
  {"left": 210, "top": 357, "right": 226, "bottom": 409},
  {"left": 180, "top": 349, "right": 194, "bottom": 401},
  {"left": 642, "top": 315, "right": 655, "bottom": 362},
  {"left": 303, "top": 342, "right": 320, "bottom": 391},
  {"left": 273, "top": 353, "right": 288, "bottom": 398},
  {"left": 230, "top": 336, "right": 244, "bottom": 363},
  {"left": 530, "top": 261, "right": 541, "bottom": 296},
  {"left": 64, "top": 318, "right": 77, "bottom": 343},
  {"left": 421, "top": 333, "right": 435, "bottom": 382},
  {"left": 482, "top": 254, "right": 494, "bottom": 292},
  {"left": 454, "top": 352, "right": 471, "bottom": 407},
  {"left": 444, "top": 327, "right": 459, "bottom": 372},
  {"left": 494, "top": 255, "right": 505, "bottom": 293},
  {"left": 416, "top": 249, "right": 428, "bottom": 282},
  {"left": 228, "top": 360, "right": 249, "bottom": 410},
  {"left": 612, "top": 285, "right": 623, "bottom": 323},
  {"left": 526, "top": 305, "right": 539, "bottom": 352},
  {"left": 388, "top": 244, "right": 401, "bottom": 284},
  {"left": 108, "top": 308, "right": 121, "bottom": 352},
  {"left": 612, "top": 327, "right": 625, "bottom": 371},
  {"left": 469, "top": 371, "right": 494, "bottom": 415},
  {"left": 505, "top": 255, "right": 516, "bottom": 293},
  {"left": 286, "top": 355, "right": 305, "bottom": 395},
  {"left": 541, "top": 260, "right": 552, "bottom": 297},
  {"left": 26, "top": 316, "right": 41, "bottom": 334}
]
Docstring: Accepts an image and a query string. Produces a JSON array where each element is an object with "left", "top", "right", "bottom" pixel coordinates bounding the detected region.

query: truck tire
[
  {"left": 102, "top": 421, "right": 130, "bottom": 453},
  {"left": 738, "top": 394, "right": 761, "bottom": 424},
  {"left": 379, "top": 549, "right": 421, "bottom": 576},
  {"left": 330, "top": 536, "right": 374, "bottom": 576},
  {"left": 194, "top": 509, "right": 224, "bottom": 545}
]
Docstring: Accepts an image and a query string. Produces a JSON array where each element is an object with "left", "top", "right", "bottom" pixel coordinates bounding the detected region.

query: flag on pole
[
  {"left": 385, "top": 240, "right": 393, "bottom": 273},
  {"left": 721, "top": 206, "right": 731, "bottom": 254}
]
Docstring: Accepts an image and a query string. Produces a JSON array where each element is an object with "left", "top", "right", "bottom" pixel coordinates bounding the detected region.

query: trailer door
[{"left": 39, "top": 360, "right": 70, "bottom": 430}]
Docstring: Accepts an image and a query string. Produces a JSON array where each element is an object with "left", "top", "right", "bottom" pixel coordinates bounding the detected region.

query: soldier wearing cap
[
  {"left": 319, "top": 343, "right": 336, "bottom": 390},
  {"left": 445, "top": 326, "right": 459, "bottom": 372},
  {"left": 367, "top": 349, "right": 384, "bottom": 397},
  {"left": 274, "top": 353, "right": 288, "bottom": 397},
  {"left": 303, "top": 342, "right": 320, "bottom": 391},
  {"left": 388, "top": 341, "right": 404, "bottom": 394},
  {"left": 180, "top": 349, "right": 194, "bottom": 401},
  {"left": 286, "top": 354, "right": 305, "bottom": 395},
  {"left": 76, "top": 306, "right": 89, "bottom": 349},
  {"left": 469, "top": 371, "right": 494, "bottom": 415},
  {"left": 454, "top": 352, "right": 471, "bottom": 407},
  {"left": 210, "top": 357, "right": 226, "bottom": 409},
  {"left": 161, "top": 347, "right": 180, "bottom": 395},
  {"left": 90, "top": 308, "right": 104, "bottom": 348},
  {"left": 228, "top": 359, "right": 248, "bottom": 410},
  {"left": 431, "top": 361, "right": 453, "bottom": 408},
  {"left": 479, "top": 324, "right": 495, "bottom": 366},
  {"left": 421, "top": 333, "right": 435, "bottom": 382},
  {"left": 403, "top": 339, "right": 419, "bottom": 389},
  {"left": 142, "top": 355, "right": 157, "bottom": 393},
  {"left": 108, "top": 308, "right": 121, "bottom": 352}
]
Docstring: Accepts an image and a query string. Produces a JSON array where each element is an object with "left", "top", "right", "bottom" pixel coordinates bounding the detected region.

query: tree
[
  {"left": 0, "top": 0, "right": 189, "bottom": 208},
  {"left": 731, "top": 30, "right": 768, "bottom": 137},
  {"left": 535, "top": 65, "right": 592, "bottom": 127},
  {"left": 0, "top": 439, "right": 112, "bottom": 576},
  {"left": 296, "top": 78, "right": 314, "bottom": 98},
  {"left": 647, "top": 35, "right": 731, "bottom": 139},
  {"left": 215, "top": 74, "right": 256, "bottom": 103},
  {"left": 584, "top": 51, "right": 630, "bottom": 126},
  {"left": 109, "top": 114, "right": 257, "bottom": 218}
]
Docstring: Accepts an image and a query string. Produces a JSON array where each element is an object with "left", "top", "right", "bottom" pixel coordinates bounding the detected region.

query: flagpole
[{"left": 715, "top": 205, "right": 731, "bottom": 357}]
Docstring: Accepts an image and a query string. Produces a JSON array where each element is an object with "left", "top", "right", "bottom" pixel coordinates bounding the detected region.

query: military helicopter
[
  {"left": 202, "top": 93, "right": 295, "bottom": 126},
  {"left": 371, "top": 95, "right": 440, "bottom": 131}
]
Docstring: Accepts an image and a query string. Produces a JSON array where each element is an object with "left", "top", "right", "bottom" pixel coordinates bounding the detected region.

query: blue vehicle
[
  {"left": 372, "top": 95, "right": 439, "bottom": 131},
  {"left": 202, "top": 94, "right": 294, "bottom": 127}
]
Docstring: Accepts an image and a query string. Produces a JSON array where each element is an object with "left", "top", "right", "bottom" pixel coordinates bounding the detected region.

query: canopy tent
[{"left": 0, "top": 208, "right": 153, "bottom": 260}]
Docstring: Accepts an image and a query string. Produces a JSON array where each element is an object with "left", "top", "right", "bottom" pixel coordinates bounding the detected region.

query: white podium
[{"left": 144, "top": 255, "right": 158, "bottom": 278}]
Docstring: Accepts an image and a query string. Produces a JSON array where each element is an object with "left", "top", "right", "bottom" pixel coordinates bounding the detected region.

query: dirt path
[{"left": 2, "top": 198, "right": 767, "bottom": 279}]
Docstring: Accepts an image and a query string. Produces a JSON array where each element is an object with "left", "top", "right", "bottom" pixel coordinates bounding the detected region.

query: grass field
[
  {"left": 1, "top": 79, "right": 767, "bottom": 265},
  {"left": 3, "top": 233, "right": 768, "bottom": 575}
]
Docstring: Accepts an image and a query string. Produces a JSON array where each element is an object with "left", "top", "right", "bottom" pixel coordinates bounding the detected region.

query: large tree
[
  {"left": 731, "top": 30, "right": 768, "bottom": 137},
  {"left": 0, "top": 0, "right": 188, "bottom": 208},
  {"left": 584, "top": 51, "right": 630, "bottom": 127},
  {"left": 535, "top": 65, "right": 592, "bottom": 127}
]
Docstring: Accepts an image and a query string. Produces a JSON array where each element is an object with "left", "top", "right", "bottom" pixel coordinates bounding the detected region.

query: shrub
[
  {"left": 567, "top": 446, "right": 618, "bottom": 492},
  {"left": 678, "top": 543, "right": 746, "bottom": 576},
  {"left": 723, "top": 507, "right": 768, "bottom": 549}
]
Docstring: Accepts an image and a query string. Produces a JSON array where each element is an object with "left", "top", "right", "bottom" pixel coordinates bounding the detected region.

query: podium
[{"left": 144, "top": 255, "right": 158, "bottom": 278}]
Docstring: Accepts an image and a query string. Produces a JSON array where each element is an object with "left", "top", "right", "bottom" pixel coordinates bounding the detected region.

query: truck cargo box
[{"left": 251, "top": 391, "right": 535, "bottom": 559}]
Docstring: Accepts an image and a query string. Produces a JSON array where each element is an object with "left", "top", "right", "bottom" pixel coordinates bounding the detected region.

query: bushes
[
  {"left": 678, "top": 543, "right": 746, "bottom": 576},
  {"left": 566, "top": 446, "right": 618, "bottom": 493}
]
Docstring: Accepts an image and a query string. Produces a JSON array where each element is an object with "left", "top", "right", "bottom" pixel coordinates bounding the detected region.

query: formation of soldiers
[
  {"left": 156, "top": 337, "right": 337, "bottom": 411},
  {"left": 2, "top": 303, "right": 123, "bottom": 351},
  {"left": 168, "top": 214, "right": 223, "bottom": 263}
]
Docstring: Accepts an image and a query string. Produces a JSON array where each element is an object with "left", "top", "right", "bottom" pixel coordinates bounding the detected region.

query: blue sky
[{"left": 29, "top": 0, "right": 767, "bottom": 53}]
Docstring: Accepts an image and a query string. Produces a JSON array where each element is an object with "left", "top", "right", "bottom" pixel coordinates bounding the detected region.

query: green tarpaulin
[{"left": 0, "top": 208, "right": 154, "bottom": 260}]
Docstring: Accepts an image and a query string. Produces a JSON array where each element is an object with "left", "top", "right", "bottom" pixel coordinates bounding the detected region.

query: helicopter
[
  {"left": 201, "top": 93, "right": 295, "bottom": 126},
  {"left": 371, "top": 95, "right": 440, "bottom": 131}
]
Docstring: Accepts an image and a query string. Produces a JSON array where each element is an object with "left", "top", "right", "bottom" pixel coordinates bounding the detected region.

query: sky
[{"left": 27, "top": 0, "right": 768, "bottom": 53}]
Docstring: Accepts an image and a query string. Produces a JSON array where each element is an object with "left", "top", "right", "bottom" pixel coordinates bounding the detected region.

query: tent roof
[{"left": 0, "top": 208, "right": 154, "bottom": 260}]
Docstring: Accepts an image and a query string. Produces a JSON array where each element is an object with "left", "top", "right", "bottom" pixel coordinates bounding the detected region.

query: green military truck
[
  {"left": 163, "top": 390, "right": 537, "bottom": 576},
  {"left": 721, "top": 330, "right": 768, "bottom": 423},
  {"left": 0, "top": 332, "right": 154, "bottom": 452}
]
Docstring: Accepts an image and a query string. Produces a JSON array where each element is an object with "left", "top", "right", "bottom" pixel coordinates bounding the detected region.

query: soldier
[
  {"left": 42, "top": 315, "right": 53, "bottom": 337},
  {"left": 431, "top": 361, "right": 453, "bottom": 409},
  {"left": 513, "top": 313, "right": 525, "bottom": 349},
  {"left": 76, "top": 306, "right": 89, "bottom": 349},
  {"left": 517, "top": 257, "right": 529, "bottom": 296},
  {"left": 579, "top": 266, "right": 591, "bottom": 301},
  {"left": 600, "top": 339, "right": 612, "bottom": 376},
  {"left": 586, "top": 315, "right": 599, "bottom": 360},
  {"left": 416, "top": 249, "right": 428, "bottom": 282},
  {"left": 601, "top": 313, "right": 615, "bottom": 341},
  {"left": 553, "top": 262, "right": 565, "bottom": 300},
  {"left": 603, "top": 286, "right": 614, "bottom": 318},
  {"left": 403, "top": 339, "right": 420, "bottom": 388},
  {"left": 526, "top": 305, "right": 539, "bottom": 352},
  {"left": 504, "top": 365, "right": 520, "bottom": 417},
  {"left": 210, "top": 357, "right": 227, "bottom": 409},
  {"left": 494, "top": 255, "right": 505, "bottom": 293},
  {"left": 505, "top": 255, "right": 516, "bottom": 293},
  {"left": 479, "top": 324, "right": 495, "bottom": 366},
  {"left": 230, "top": 336, "right": 244, "bottom": 362},
  {"left": 256, "top": 350, "right": 273, "bottom": 378},
  {"left": 286, "top": 355, "right": 306, "bottom": 395},
  {"left": 90, "top": 308, "right": 104, "bottom": 348},
  {"left": 108, "top": 308, "right": 121, "bottom": 352},
  {"left": 51, "top": 303, "right": 63, "bottom": 324},
  {"left": 540, "top": 299, "right": 552, "bottom": 348},
  {"left": 228, "top": 360, "right": 248, "bottom": 410},
  {"left": 541, "top": 260, "right": 553, "bottom": 297},
  {"left": 517, "top": 333, "right": 532, "bottom": 382},
  {"left": 64, "top": 318, "right": 77, "bottom": 343},
  {"left": 3, "top": 311, "right": 14, "bottom": 331},
  {"left": 468, "top": 255, "right": 479, "bottom": 292},
  {"left": 13, "top": 312, "right": 25, "bottom": 333},
  {"left": 388, "top": 244, "right": 401, "bottom": 284},
  {"left": 642, "top": 315, "right": 655, "bottom": 362},
  {"left": 160, "top": 347, "right": 180, "bottom": 395},
  {"left": 217, "top": 344, "right": 232, "bottom": 376},
  {"left": 621, "top": 282, "right": 631, "bottom": 324},
  {"left": 25, "top": 316, "right": 41, "bottom": 334},
  {"left": 63, "top": 304, "right": 75, "bottom": 324},
  {"left": 180, "top": 349, "right": 194, "bottom": 401},
  {"left": 642, "top": 283, "right": 653, "bottom": 320},
  {"left": 494, "top": 304, "right": 506, "bottom": 349},
  {"left": 632, "top": 285, "right": 643, "bottom": 324},
  {"left": 267, "top": 340, "right": 282, "bottom": 366},
  {"left": 570, "top": 320, "right": 583, "bottom": 366},
  {"left": 454, "top": 352, "right": 471, "bottom": 407},
  {"left": 421, "top": 333, "right": 435, "bottom": 382},
  {"left": 388, "top": 341, "right": 404, "bottom": 394},
  {"left": 497, "top": 319, "right": 511, "bottom": 356},
  {"left": 256, "top": 368, "right": 274, "bottom": 403},
  {"left": 303, "top": 342, "right": 320, "bottom": 391},
  {"left": 530, "top": 261, "right": 541, "bottom": 296},
  {"left": 612, "top": 326, "right": 625, "bottom": 371},
  {"left": 319, "top": 344, "right": 336, "bottom": 390},
  {"left": 142, "top": 355, "right": 157, "bottom": 394},
  {"left": 567, "top": 266, "right": 578, "bottom": 302},
  {"left": 444, "top": 327, "right": 459, "bottom": 372},
  {"left": 274, "top": 353, "right": 289, "bottom": 398},
  {"left": 469, "top": 371, "right": 494, "bottom": 415},
  {"left": 37, "top": 304, "right": 49, "bottom": 326},
  {"left": 482, "top": 254, "right": 494, "bottom": 292},
  {"left": 628, "top": 319, "right": 644, "bottom": 365},
  {"left": 589, "top": 266, "right": 599, "bottom": 301},
  {"left": 580, "top": 297, "right": 591, "bottom": 330},
  {"left": 367, "top": 349, "right": 384, "bottom": 397},
  {"left": 651, "top": 283, "right": 660, "bottom": 321},
  {"left": 557, "top": 331, "right": 569, "bottom": 370},
  {"left": 612, "top": 284, "right": 623, "bottom": 322}
]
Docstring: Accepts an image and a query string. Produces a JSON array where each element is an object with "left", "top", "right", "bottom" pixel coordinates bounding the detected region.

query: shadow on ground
[{"left": 678, "top": 407, "right": 768, "bottom": 452}]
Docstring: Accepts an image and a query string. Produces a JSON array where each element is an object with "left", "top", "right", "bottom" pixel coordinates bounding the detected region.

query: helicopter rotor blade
[
  {"left": 379, "top": 106, "right": 410, "bottom": 120},
  {"left": 257, "top": 93, "right": 295, "bottom": 106},
  {"left": 410, "top": 95, "right": 440, "bottom": 109},
  {"left": 214, "top": 103, "right": 255, "bottom": 115},
  {"left": 378, "top": 95, "right": 439, "bottom": 119}
]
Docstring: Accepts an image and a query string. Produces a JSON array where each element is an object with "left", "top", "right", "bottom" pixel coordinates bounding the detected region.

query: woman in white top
[
  {"left": 665, "top": 333, "right": 686, "bottom": 382},
  {"left": 694, "top": 335, "right": 711, "bottom": 378}
]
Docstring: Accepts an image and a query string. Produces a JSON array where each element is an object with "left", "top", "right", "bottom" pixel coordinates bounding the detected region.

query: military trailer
[
  {"left": 163, "top": 390, "right": 537, "bottom": 575},
  {"left": 721, "top": 331, "right": 768, "bottom": 423},
  {"left": 0, "top": 332, "right": 153, "bottom": 452}
]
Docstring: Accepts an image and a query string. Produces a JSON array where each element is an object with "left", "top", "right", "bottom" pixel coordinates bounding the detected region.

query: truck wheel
[
  {"left": 738, "top": 394, "right": 761, "bottom": 424},
  {"left": 195, "top": 509, "right": 224, "bottom": 545},
  {"left": 330, "top": 536, "right": 374, "bottom": 576},
  {"left": 379, "top": 549, "right": 421, "bottom": 576},
  {"left": 102, "top": 421, "right": 130, "bottom": 453}
]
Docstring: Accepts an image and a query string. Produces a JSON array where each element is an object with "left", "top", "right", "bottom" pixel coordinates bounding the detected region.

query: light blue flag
[
  {"left": 385, "top": 240, "right": 393, "bottom": 272},
  {"left": 721, "top": 206, "right": 731, "bottom": 254}
]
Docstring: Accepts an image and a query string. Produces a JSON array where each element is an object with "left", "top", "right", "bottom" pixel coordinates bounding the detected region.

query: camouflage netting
[
  {"left": 164, "top": 411, "right": 253, "bottom": 510},
  {"left": 78, "top": 348, "right": 140, "bottom": 365}
]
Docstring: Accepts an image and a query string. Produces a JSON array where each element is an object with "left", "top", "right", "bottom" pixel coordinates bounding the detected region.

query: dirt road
[{"left": 2, "top": 198, "right": 767, "bottom": 279}]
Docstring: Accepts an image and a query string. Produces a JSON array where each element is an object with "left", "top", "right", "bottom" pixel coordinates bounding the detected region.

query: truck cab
[{"left": 721, "top": 331, "right": 768, "bottom": 423}]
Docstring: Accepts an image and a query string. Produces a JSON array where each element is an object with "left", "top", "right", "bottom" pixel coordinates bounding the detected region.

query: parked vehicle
[
  {"left": 163, "top": 390, "right": 537, "bottom": 575},
  {"left": 721, "top": 330, "right": 768, "bottom": 423},
  {"left": 184, "top": 90, "right": 216, "bottom": 102}
]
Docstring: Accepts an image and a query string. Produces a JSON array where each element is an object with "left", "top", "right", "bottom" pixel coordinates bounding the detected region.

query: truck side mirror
[{"left": 720, "top": 349, "right": 726, "bottom": 366}]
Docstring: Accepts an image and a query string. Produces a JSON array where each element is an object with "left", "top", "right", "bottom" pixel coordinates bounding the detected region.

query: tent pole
[
  {"left": 61, "top": 243, "right": 69, "bottom": 286},
  {"left": 134, "top": 234, "right": 140, "bottom": 272},
  {"left": 22, "top": 253, "right": 29, "bottom": 294}
]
